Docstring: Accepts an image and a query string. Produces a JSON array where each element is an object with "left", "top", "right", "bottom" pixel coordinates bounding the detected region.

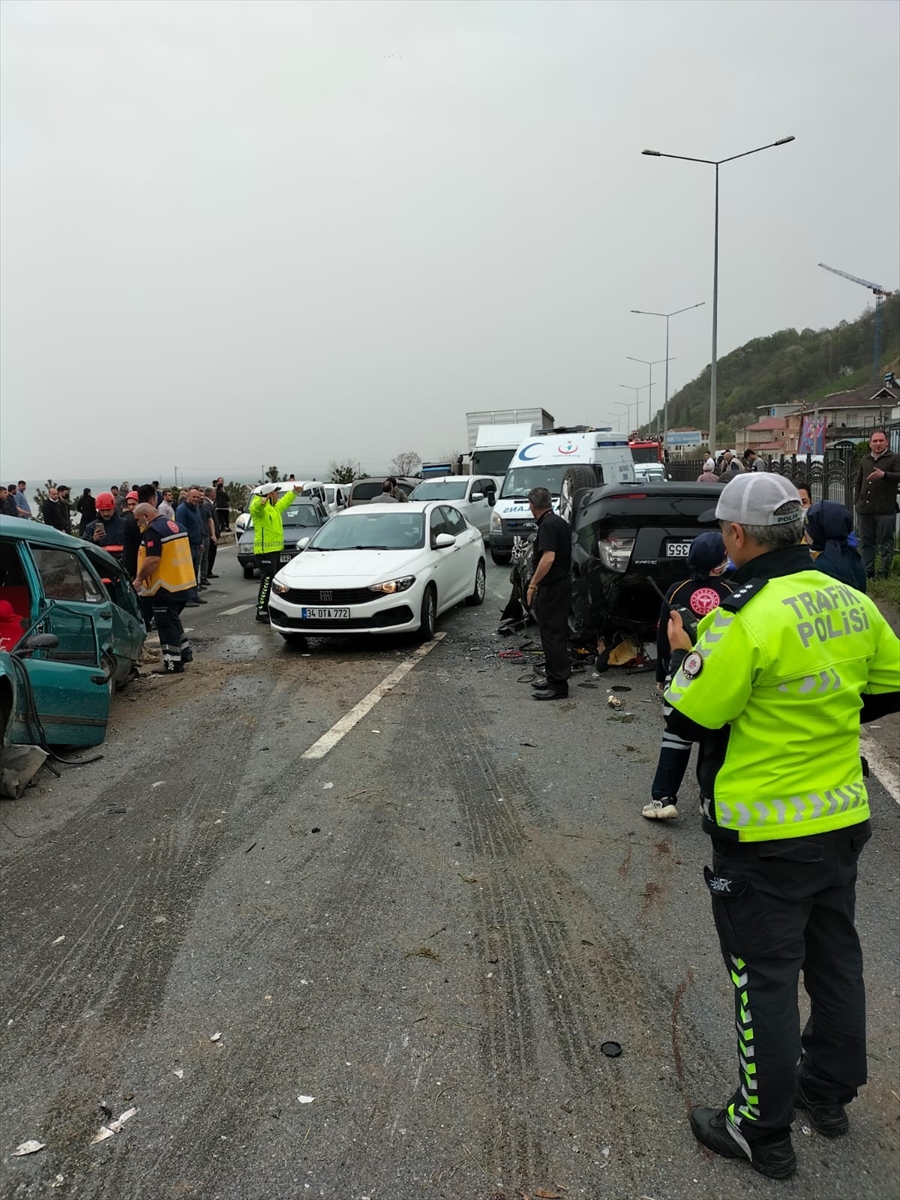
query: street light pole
[
  {"left": 631, "top": 302, "right": 705, "bottom": 450},
  {"left": 625, "top": 357, "right": 673, "bottom": 433},
  {"left": 617, "top": 386, "right": 648, "bottom": 433},
  {"left": 641, "top": 135, "right": 795, "bottom": 454}
]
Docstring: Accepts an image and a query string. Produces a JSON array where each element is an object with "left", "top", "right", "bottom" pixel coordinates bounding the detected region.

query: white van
[{"left": 488, "top": 428, "right": 635, "bottom": 564}]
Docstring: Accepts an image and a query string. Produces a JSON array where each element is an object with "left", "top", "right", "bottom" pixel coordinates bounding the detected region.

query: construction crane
[{"left": 818, "top": 262, "right": 893, "bottom": 385}]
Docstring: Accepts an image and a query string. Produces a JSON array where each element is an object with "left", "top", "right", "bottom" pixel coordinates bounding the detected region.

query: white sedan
[
  {"left": 406, "top": 475, "right": 501, "bottom": 537},
  {"left": 267, "top": 502, "right": 486, "bottom": 644}
]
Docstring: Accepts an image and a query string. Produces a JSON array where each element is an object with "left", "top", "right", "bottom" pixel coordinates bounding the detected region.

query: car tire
[
  {"left": 558, "top": 465, "right": 599, "bottom": 526},
  {"left": 490, "top": 548, "right": 511, "bottom": 565},
  {"left": 280, "top": 633, "right": 309, "bottom": 650},
  {"left": 466, "top": 559, "right": 486, "bottom": 607},
  {"left": 242, "top": 566, "right": 255, "bottom": 579},
  {"left": 418, "top": 585, "right": 437, "bottom": 641}
]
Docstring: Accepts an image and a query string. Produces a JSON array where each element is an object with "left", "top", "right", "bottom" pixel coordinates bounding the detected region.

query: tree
[
  {"left": 391, "top": 451, "right": 421, "bottom": 477},
  {"left": 329, "top": 460, "right": 359, "bottom": 484},
  {"left": 265, "top": 466, "right": 281, "bottom": 483}
]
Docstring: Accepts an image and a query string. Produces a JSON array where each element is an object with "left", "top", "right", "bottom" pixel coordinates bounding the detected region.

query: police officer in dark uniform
[
  {"left": 525, "top": 486, "right": 572, "bottom": 700},
  {"left": 663, "top": 473, "right": 900, "bottom": 1180}
]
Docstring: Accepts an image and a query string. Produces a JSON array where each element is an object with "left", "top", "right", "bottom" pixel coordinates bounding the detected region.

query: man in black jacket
[
  {"left": 0, "top": 486, "right": 20, "bottom": 518},
  {"left": 854, "top": 430, "right": 900, "bottom": 579},
  {"left": 525, "top": 487, "right": 572, "bottom": 700},
  {"left": 41, "top": 487, "right": 71, "bottom": 533}
]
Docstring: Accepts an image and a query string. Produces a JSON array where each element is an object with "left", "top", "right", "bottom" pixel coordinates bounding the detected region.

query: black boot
[
  {"left": 795, "top": 1079, "right": 849, "bottom": 1138},
  {"left": 689, "top": 1107, "right": 796, "bottom": 1180}
]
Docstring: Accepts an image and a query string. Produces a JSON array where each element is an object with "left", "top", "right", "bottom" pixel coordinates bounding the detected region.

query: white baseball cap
[{"left": 700, "top": 472, "right": 802, "bottom": 526}]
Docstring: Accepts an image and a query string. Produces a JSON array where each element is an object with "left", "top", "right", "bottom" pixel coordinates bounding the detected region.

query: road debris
[
  {"left": 407, "top": 946, "right": 441, "bottom": 961},
  {"left": 210, "top": 1031, "right": 222, "bottom": 1042},
  {"left": 600, "top": 1040, "right": 622, "bottom": 1057},
  {"left": 12, "top": 1140, "right": 45, "bottom": 1156},
  {"left": 90, "top": 1107, "right": 137, "bottom": 1145},
  {"left": 154, "top": 916, "right": 167, "bottom": 924},
  {"left": 322, "top": 782, "right": 334, "bottom": 790},
  {"left": 607, "top": 695, "right": 622, "bottom": 708},
  {"left": 297, "top": 1095, "right": 315, "bottom": 1104},
  {"left": 151, "top": 781, "right": 165, "bottom": 788},
  {"left": 51, "top": 1175, "right": 64, "bottom": 1187},
  {"left": 173, "top": 1068, "right": 184, "bottom": 1079},
  {"left": 52, "top": 935, "right": 65, "bottom": 945}
]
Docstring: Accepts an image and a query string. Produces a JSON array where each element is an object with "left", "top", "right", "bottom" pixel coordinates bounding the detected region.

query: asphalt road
[{"left": 1, "top": 546, "right": 898, "bottom": 1200}]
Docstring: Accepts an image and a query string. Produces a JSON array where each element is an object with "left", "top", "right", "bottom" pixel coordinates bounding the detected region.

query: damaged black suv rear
[{"left": 569, "top": 482, "right": 722, "bottom": 642}]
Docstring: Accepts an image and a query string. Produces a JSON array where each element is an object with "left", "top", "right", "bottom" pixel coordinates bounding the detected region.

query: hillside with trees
[{"left": 643, "top": 292, "right": 900, "bottom": 444}]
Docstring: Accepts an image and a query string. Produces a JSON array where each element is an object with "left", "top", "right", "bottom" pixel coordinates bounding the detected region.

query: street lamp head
[
  {"left": 641, "top": 149, "right": 661, "bottom": 156},
  {"left": 775, "top": 136, "right": 795, "bottom": 146}
]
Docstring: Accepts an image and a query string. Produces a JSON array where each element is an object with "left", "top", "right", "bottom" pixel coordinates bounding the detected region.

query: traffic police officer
[
  {"left": 663, "top": 473, "right": 900, "bottom": 1180},
  {"left": 249, "top": 481, "right": 304, "bottom": 622}
]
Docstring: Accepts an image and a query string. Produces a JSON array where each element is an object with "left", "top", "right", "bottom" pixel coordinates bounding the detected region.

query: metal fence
[{"left": 667, "top": 455, "right": 857, "bottom": 510}]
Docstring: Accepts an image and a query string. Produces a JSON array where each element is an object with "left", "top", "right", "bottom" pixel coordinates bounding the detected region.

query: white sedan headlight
[{"left": 368, "top": 576, "right": 416, "bottom": 594}]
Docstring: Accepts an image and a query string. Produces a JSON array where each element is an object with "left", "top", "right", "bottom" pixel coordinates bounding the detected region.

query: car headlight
[
  {"left": 272, "top": 581, "right": 290, "bottom": 596},
  {"left": 490, "top": 511, "right": 501, "bottom": 529},
  {"left": 368, "top": 575, "right": 415, "bottom": 594}
]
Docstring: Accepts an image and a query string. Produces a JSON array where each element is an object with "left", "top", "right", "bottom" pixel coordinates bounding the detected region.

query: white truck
[
  {"left": 470, "top": 423, "right": 535, "bottom": 478},
  {"left": 466, "top": 409, "right": 554, "bottom": 451},
  {"left": 488, "top": 427, "right": 635, "bottom": 563}
]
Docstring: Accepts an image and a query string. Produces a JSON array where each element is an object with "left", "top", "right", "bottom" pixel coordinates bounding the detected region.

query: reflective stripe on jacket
[
  {"left": 249, "top": 490, "right": 296, "bottom": 554},
  {"left": 666, "top": 568, "right": 900, "bottom": 842}
]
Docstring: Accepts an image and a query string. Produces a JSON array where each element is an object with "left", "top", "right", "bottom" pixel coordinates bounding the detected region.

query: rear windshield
[
  {"left": 351, "top": 481, "right": 388, "bottom": 502},
  {"left": 409, "top": 481, "right": 468, "bottom": 500},
  {"left": 630, "top": 446, "right": 661, "bottom": 463}
]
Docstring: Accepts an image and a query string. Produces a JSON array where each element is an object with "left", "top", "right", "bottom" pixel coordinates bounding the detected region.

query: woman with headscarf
[
  {"left": 806, "top": 500, "right": 867, "bottom": 593},
  {"left": 644, "top": 531, "right": 735, "bottom": 821}
]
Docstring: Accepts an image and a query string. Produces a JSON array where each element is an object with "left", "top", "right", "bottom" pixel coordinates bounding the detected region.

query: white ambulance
[{"left": 488, "top": 427, "right": 635, "bottom": 564}]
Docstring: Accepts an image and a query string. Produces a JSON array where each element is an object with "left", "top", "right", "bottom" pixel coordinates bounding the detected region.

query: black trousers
[
  {"left": 533, "top": 577, "right": 571, "bottom": 688},
  {"left": 216, "top": 507, "right": 230, "bottom": 531},
  {"left": 207, "top": 538, "right": 218, "bottom": 575},
  {"left": 705, "top": 822, "right": 870, "bottom": 1147},
  {"left": 153, "top": 598, "right": 191, "bottom": 671},
  {"left": 255, "top": 552, "right": 280, "bottom": 613},
  {"left": 651, "top": 672, "right": 692, "bottom": 801}
]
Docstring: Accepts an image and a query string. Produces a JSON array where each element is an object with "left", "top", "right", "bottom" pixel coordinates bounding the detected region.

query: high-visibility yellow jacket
[
  {"left": 665, "top": 545, "right": 900, "bottom": 842},
  {"left": 248, "top": 490, "right": 297, "bottom": 555}
]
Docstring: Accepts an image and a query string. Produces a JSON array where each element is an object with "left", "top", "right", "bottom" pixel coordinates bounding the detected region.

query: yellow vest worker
[{"left": 663, "top": 473, "right": 900, "bottom": 1180}]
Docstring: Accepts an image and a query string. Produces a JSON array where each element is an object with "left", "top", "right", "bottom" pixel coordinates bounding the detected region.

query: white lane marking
[
  {"left": 220, "top": 603, "right": 255, "bottom": 616},
  {"left": 302, "top": 634, "right": 445, "bottom": 760},
  {"left": 861, "top": 731, "right": 900, "bottom": 805}
]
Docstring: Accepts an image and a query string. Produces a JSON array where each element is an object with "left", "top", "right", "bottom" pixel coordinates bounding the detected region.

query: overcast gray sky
[{"left": 1, "top": 0, "right": 898, "bottom": 481}]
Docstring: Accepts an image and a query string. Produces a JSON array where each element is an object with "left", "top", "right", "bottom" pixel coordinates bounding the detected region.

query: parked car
[
  {"left": 236, "top": 499, "right": 330, "bottom": 578},
  {"left": 0, "top": 517, "right": 146, "bottom": 745},
  {"left": 407, "top": 475, "right": 501, "bottom": 537},
  {"left": 267, "top": 502, "right": 485, "bottom": 644},
  {"left": 323, "top": 484, "right": 348, "bottom": 514},
  {"left": 345, "top": 477, "right": 419, "bottom": 507}
]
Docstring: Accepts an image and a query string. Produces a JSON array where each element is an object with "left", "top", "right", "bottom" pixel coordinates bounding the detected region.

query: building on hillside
[
  {"left": 735, "top": 413, "right": 802, "bottom": 457},
  {"left": 664, "top": 428, "right": 706, "bottom": 458},
  {"left": 797, "top": 381, "right": 900, "bottom": 449}
]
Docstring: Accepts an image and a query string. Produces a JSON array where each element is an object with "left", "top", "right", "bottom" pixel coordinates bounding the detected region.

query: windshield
[
  {"left": 408, "top": 481, "right": 468, "bottom": 501},
  {"left": 471, "top": 449, "right": 514, "bottom": 476},
  {"left": 630, "top": 445, "right": 661, "bottom": 463},
  {"left": 308, "top": 511, "right": 425, "bottom": 551},
  {"left": 283, "top": 506, "right": 323, "bottom": 527},
  {"left": 500, "top": 464, "right": 568, "bottom": 499},
  {"left": 351, "top": 481, "right": 392, "bottom": 501}
]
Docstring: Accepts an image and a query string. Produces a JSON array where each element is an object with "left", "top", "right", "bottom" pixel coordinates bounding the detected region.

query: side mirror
[
  {"left": 487, "top": 493, "right": 496, "bottom": 507},
  {"left": 14, "top": 632, "right": 60, "bottom": 655},
  {"left": 471, "top": 492, "right": 485, "bottom": 502},
  {"left": 434, "top": 533, "right": 455, "bottom": 548},
  {"left": 296, "top": 537, "right": 311, "bottom": 551}
]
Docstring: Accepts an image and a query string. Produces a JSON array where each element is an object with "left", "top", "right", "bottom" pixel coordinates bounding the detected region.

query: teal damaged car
[{"left": 0, "top": 517, "right": 146, "bottom": 746}]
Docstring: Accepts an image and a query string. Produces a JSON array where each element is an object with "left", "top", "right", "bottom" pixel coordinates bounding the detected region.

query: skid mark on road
[{"left": 302, "top": 633, "right": 445, "bottom": 760}]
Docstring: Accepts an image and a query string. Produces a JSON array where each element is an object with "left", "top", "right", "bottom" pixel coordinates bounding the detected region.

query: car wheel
[
  {"left": 242, "top": 566, "right": 255, "bottom": 579},
  {"left": 466, "top": 559, "right": 486, "bottom": 606},
  {"left": 490, "top": 549, "right": 511, "bottom": 566},
  {"left": 280, "top": 633, "right": 309, "bottom": 650},
  {"left": 558, "top": 465, "right": 599, "bottom": 526},
  {"left": 418, "top": 585, "right": 437, "bottom": 640}
]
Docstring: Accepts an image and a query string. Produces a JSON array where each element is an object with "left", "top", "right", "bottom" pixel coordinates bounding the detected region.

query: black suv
[{"left": 511, "top": 480, "right": 724, "bottom": 643}]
